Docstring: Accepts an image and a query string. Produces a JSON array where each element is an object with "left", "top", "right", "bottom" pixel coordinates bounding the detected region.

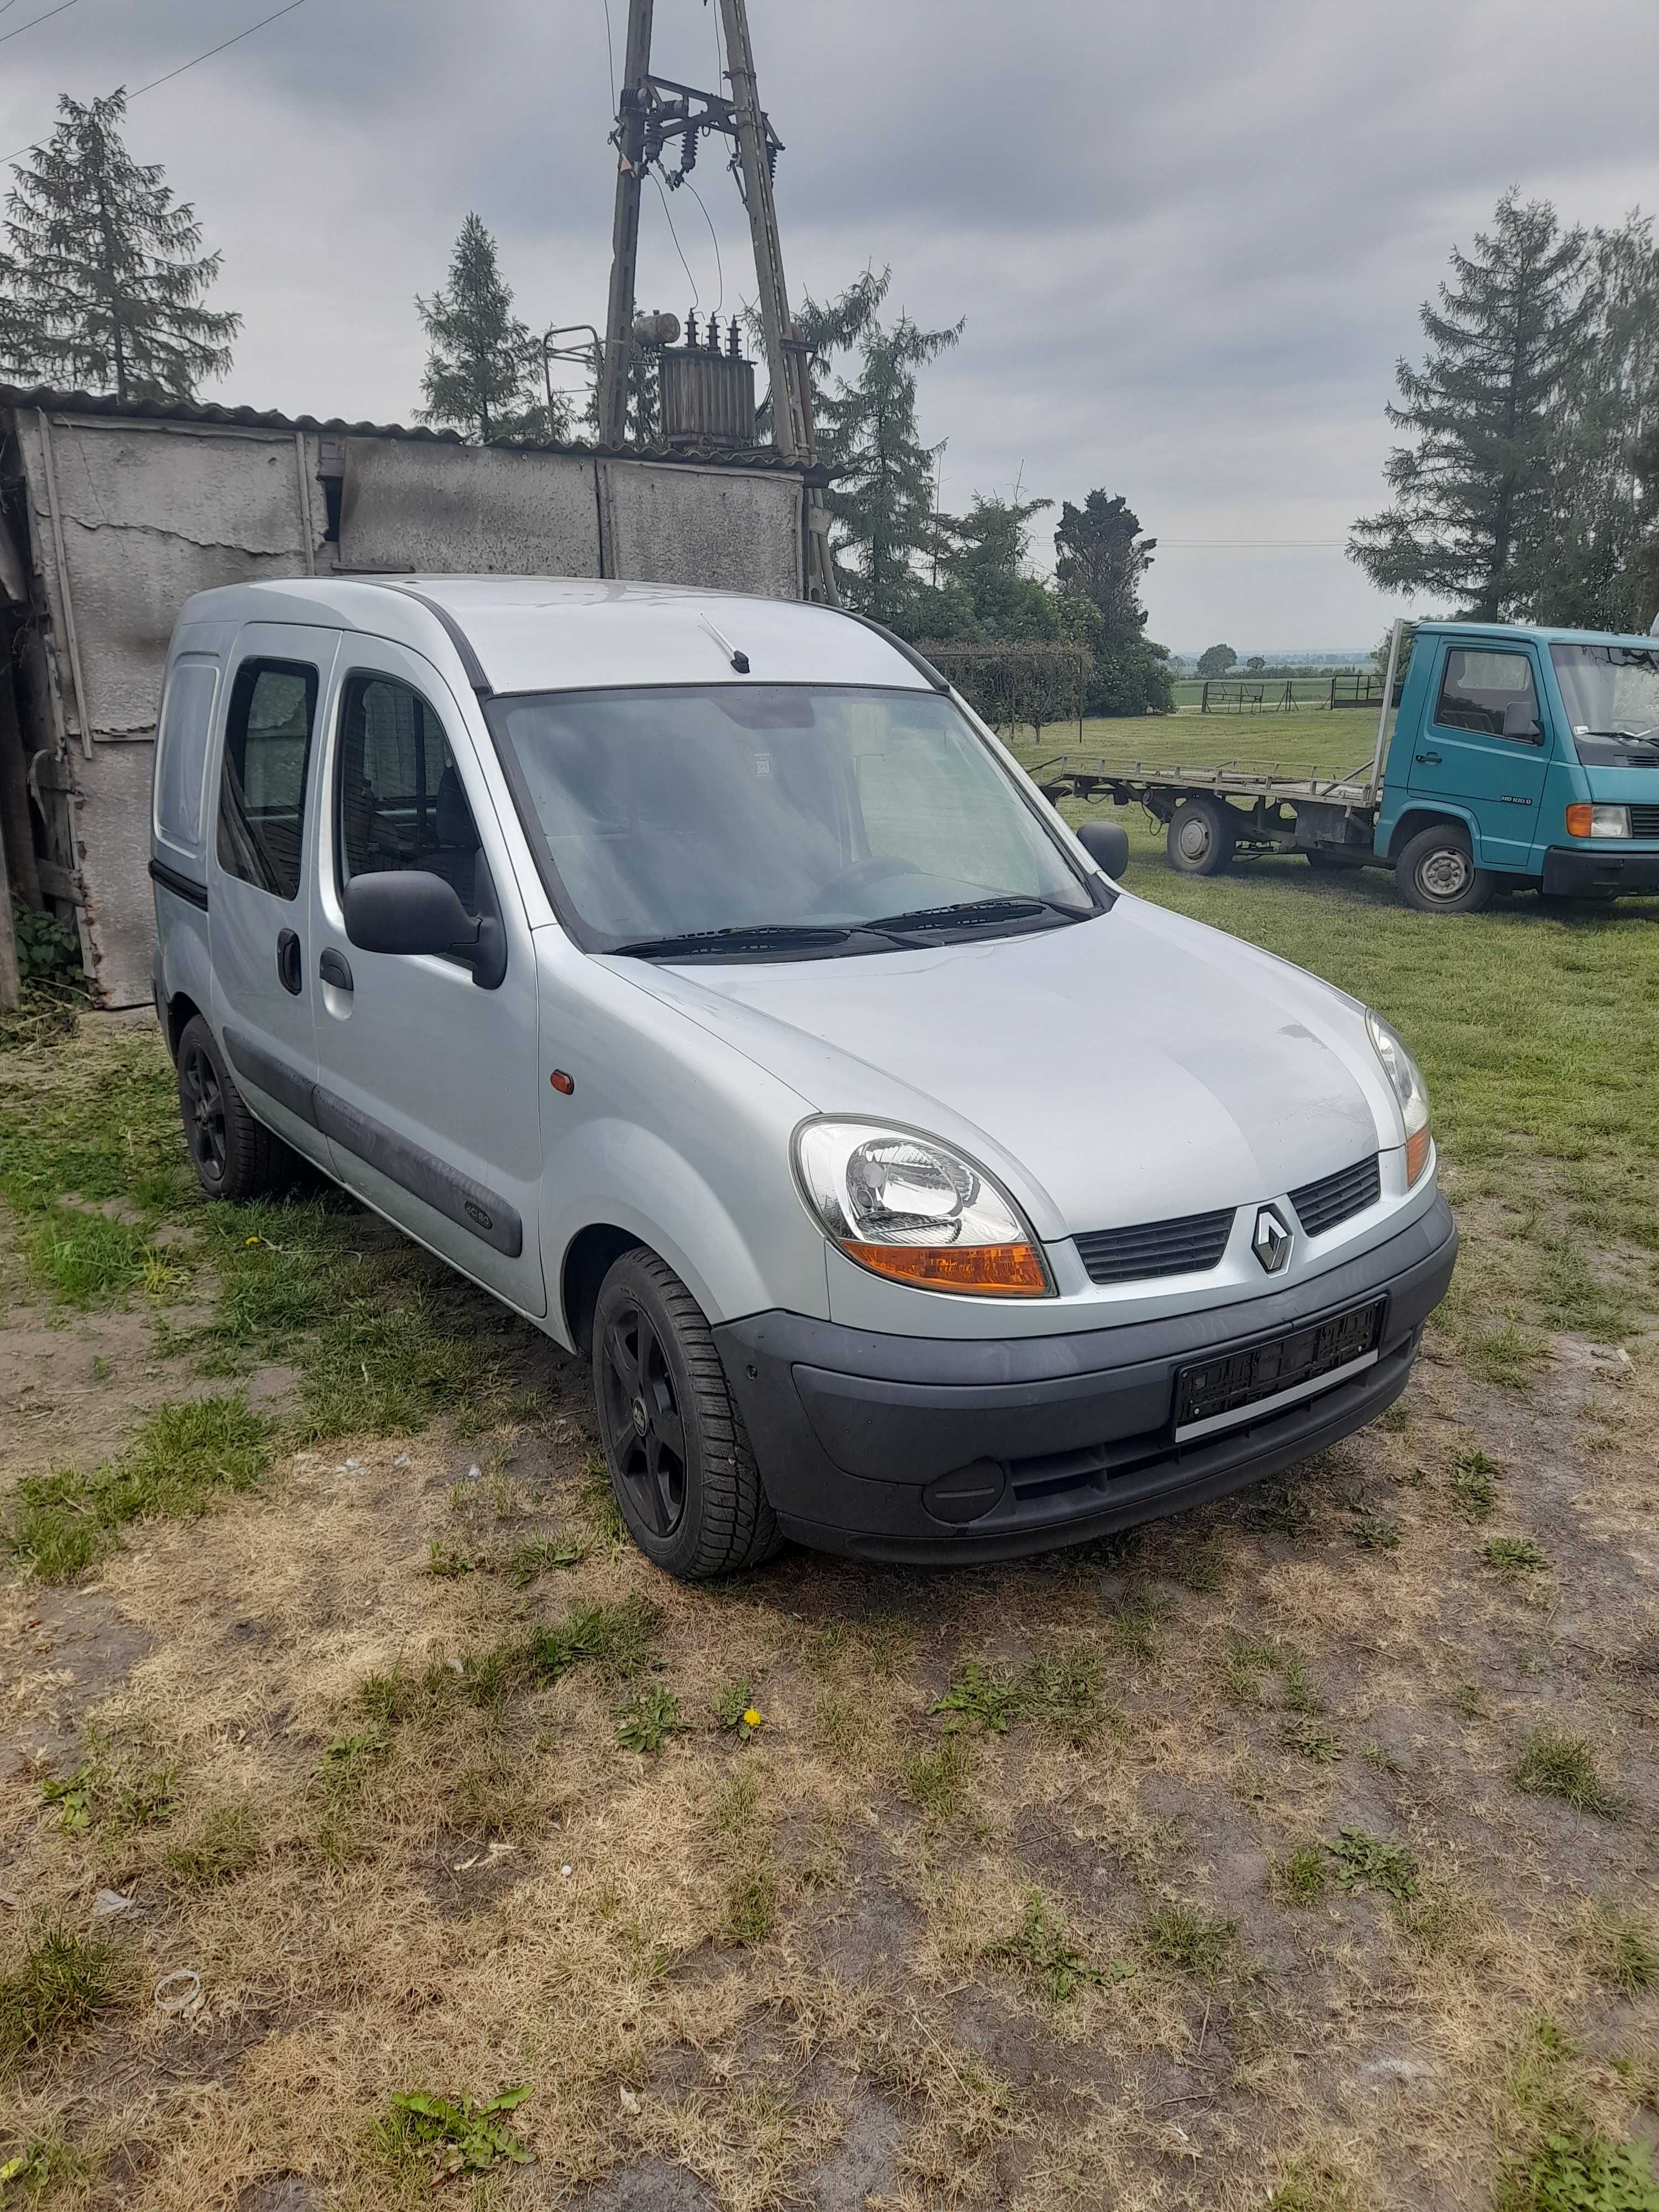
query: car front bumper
[
  {"left": 1541, "top": 846, "right": 1659, "bottom": 895},
  {"left": 716, "top": 1194, "right": 1457, "bottom": 1564}
]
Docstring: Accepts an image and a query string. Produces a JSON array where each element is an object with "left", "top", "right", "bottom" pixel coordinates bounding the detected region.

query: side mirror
[
  {"left": 344, "top": 870, "right": 477, "bottom": 959},
  {"left": 344, "top": 869, "right": 509, "bottom": 988},
  {"left": 1076, "top": 818, "right": 1129, "bottom": 880},
  {"left": 1503, "top": 700, "right": 1542, "bottom": 742}
]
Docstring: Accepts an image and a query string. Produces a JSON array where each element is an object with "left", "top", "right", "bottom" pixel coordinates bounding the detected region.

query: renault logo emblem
[{"left": 1251, "top": 1204, "right": 1292, "bottom": 1275}]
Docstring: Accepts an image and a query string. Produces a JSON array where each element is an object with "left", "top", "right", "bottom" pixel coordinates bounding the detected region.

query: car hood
[{"left": 603, "top": 896, "right": 1391, "bottom": 1240}]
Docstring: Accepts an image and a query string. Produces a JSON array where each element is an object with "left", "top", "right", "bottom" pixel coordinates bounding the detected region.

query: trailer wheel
[
  {"left": 1395, "top": 823, "right": 1494, "bottom": 915},
  {"left": 1166, "top": 797, "right": 1237, "bottom": 877}
]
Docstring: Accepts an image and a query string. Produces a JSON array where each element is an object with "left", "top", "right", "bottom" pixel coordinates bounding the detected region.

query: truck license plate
[{"left": 1173, "top": 1298, "right": 1384, "bottom": 1443}]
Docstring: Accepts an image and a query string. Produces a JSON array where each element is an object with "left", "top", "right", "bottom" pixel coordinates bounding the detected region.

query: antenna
[{"left": 596, "top": 0, "right": 838, "bottom": 604}]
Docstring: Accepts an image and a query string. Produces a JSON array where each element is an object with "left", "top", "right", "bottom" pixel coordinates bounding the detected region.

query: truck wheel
[
  {"left": 593, "top": 1247, "right": 782, "bottom": 1581},
  {"left": 1394, "top": 825, "right": 1494, "bottom": 915},
  {"left": 1166, "top": 797, "right": 1237, "bottom": 877},
  {"left": 175, "top": 1014, "right": 296, "bottom": 1202}
]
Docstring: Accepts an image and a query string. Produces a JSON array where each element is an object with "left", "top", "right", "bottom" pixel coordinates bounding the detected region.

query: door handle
[
  {"left": 319, "top": 948, "right": 354, "bottom": 992},
  {"left": 276, "top": 928, "right": 302, "bottom": 996},
  {"left": 1415, "top": 750, "right": 1442, "bottom": 765}
]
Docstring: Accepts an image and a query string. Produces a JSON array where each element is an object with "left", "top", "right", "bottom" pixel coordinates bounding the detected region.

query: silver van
[{"left": 150, "top": 577, "right": 1456, "bottom": 1577}]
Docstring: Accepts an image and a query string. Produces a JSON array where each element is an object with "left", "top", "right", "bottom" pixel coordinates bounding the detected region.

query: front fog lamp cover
[
  {"left": 1365, "top": 1009, "right": 1433, "bottom": 1186},
  {"left": 793, "top": 1120, "right": 1052, "bottom": 1296}
]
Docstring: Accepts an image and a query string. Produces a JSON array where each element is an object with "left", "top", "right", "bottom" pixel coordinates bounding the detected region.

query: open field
[
  {"left": 3, "top": 840, "right": 1658, "bottom": 2209},
  {"left": 1013, "top": 708, "right": 1386, "bottom": 784}
]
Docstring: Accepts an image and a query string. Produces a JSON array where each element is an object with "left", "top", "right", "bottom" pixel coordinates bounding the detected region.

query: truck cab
[{"left": 1376, "top": 622, "right": 1659, "bottom": 911}]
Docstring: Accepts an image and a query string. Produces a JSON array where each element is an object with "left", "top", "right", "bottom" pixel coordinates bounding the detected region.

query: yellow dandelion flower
[{"left": 742, "top": 1708, "right": 763, "bottom": 1730}]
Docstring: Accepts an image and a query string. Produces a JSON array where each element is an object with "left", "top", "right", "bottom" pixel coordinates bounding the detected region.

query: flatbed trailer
[{"left": 1030, "top": 754, "right": 1383, "bottom": 877}]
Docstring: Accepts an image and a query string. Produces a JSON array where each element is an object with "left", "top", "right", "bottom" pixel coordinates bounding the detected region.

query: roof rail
[
  {"left": 832, "top": 608, "right": 950, "bottom": 693},
  {"left": 372, "top": 582, "right": 492, "bottom": 695}
]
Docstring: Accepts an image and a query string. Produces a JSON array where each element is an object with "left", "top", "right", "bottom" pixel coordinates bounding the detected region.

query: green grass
[
  {"left": 357, "top": 1599, "right": 661, "bottom": 1734},
  {"left": 988, "top": 1890, "right": 1113, "bottom": 2002},
  {"left": 902, "top": 1738, "right": 975, "bottom": 1823},
  {"left": 1325, "top": 1829, "right": 1421, "bottom": 1905},
  {"left": 1140, "top": 1904, "right": 1236, "bottom": 1982},
  {"left": 1270, "top": 1845, "right": 1331, "bottom": 1906},
  {"left": 1509, "top": 2132, "right": 1659, "bottom": 2212},
  {"left": 927, "top": 1652, "right": 1109, "bottom": 1744},
  {"left": 0, "top": 1922, "right": 125, "bottom": 2065},
  {"left": 615, "top": 1684, "right": 688, "bottom": 1755},
  {"left": 1580, "top": 1902, "right": 1659, "bottom": 2000},
  {"left": 1483, "top": 1535, "right": 1550, "bottom": 1578},
  {"left": 1449, "top": 1448, "right": 1501, "bottom": 1519},
  {"left": 374, "top": 2084, "right": 533, "bottom": 2180},
  {"left": 165, "top": 1801, "right": 259, "bottom": 1886},
  {"left": 1514, "top": 1730, "right": 1623, "bottom": 1820},
  {"left": 5, "top": 1395, "right": 270, "bottom": 1583}
]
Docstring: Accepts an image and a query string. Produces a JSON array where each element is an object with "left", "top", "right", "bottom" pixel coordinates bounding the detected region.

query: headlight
[
  {"left": 792, "top": 1119, "right": 1052, "bottom": 1296},
  {"left": 1566, "top": 803, "right": 1630, "bottom": 838},
  {"left": 1365, "top": 1010, "right": 1432, "bottom": 1186}
]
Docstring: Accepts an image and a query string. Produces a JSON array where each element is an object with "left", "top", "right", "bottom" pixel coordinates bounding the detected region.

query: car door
[
  {"left": 1406, "top": 641, "right": 1552, "bottom": 871},
  {"left": 207, "top": 624, "right": 338, "bottom": 1164},
  {"left": 309, "top": 637, "right": 547, "bottom": 1318}
]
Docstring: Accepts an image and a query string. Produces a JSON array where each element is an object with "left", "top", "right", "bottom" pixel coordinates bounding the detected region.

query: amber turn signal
[
  {"left": 841, "top": 1240, "right": 1050, "bottom": 1296},
  {"left": 1565, "top": 803, "right": 1594, "bottom": 837},
  {"left": 1405, "top": 1123, "right": 1432, "bottom": 1186}
]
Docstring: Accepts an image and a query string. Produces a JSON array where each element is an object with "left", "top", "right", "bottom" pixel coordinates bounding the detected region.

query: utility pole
[
  {"left": 595, "top": 0, "right": 838, "bottom": 602},
  {"left": 598, "top": 0, "right": 656, "bottom": 448}
]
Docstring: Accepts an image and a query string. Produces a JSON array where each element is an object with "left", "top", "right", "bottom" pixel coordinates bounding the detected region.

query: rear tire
[
  {"left": 593, "top": 1247, "right": 782, "bottom": 1581},
  {"left": 1166, "top": 797, "right": 1237, "bottom": 877},
  {"left": 1394, "top": 823, "right": 1495, "bottom": 915},
  {"left": 175, "top": 1014, "right": 295, "bottom": 1202}
]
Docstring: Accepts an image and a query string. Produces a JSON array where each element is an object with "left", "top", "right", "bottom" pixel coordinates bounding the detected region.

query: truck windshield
[
  {"left": 1550, "top": 644, "right": 1659, "bottom": 765},
  {"left": 485, "top": 684, "right": 1099, "bottom": 956}
]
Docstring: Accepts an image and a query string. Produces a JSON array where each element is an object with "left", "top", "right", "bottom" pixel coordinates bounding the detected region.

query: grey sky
[{"left": 4, "top": 0, "right": 1656, "bottom": 648}]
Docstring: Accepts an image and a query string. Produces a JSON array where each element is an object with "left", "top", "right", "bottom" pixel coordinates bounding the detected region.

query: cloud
[{"left": 3, "top": 0, "right": 1655, "bottom": 644}]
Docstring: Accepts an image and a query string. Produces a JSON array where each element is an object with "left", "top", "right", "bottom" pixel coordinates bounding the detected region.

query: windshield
[
  {"left": 1550, "top": 644, "right": 1659, "bottom": 765},
  {"left": 486, "top": 684, "right": 1099, "bottom": 954}
]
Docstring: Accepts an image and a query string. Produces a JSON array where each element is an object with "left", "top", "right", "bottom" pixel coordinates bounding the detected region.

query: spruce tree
[
  {"left": 416, "top": 215, "right": 563, "bottom": 443},
  {"left": 0, "top": 90, "right": 238, "bottom": 403},
  {"left": 1053, "top": 492, "right": 1173, "bottom": 713},
  {"left": 818, "top": 304, "right": 961, "bottom": 627},
  {"left": 1349, "top": 191, "right": 1595, "bottom": 620}
]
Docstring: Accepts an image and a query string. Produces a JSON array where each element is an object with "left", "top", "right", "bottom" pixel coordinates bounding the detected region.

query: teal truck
[{"left": 1037, "top": 620, "right": 1659, "bottom": 914}]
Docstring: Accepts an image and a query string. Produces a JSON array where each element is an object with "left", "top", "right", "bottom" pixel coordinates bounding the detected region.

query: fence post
[{"left": 1201, "top": 682, "right": 1209, "bottom": 713}]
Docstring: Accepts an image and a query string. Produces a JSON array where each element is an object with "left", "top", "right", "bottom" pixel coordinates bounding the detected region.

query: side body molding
[{"left": 222, "top": 1027, "right": 523, "bottom": 1260}]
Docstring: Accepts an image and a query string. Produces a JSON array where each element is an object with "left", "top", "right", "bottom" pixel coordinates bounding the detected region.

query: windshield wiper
[
  {"left": 862, "top": 894, "right": 1093, "bottom": 934},
  {"left": 1579, "top": 727, "right": 1659, "bottom": 741},
  {"left": 609, "top": 923, "right": 862, "bottom": 958}
]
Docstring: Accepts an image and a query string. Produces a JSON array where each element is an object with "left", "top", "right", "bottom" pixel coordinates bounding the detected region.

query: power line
[
  {"left": 598, "top": 0, "right": 615, "bottom": 111},
  {"left": 1157, "top": 539, "right": 1346, "bottom": 549},
  {"left": 651, "top": 171, "right": 698, "bottom": 309},
  {"left": 2, "top": 0, "right": 315, "bottom": 165},
  {"left": 681, "top": 174, "right": 723, "bottom": 317},
  {"left": 0, "top": 0, "right": 80, "bottom": 50}
]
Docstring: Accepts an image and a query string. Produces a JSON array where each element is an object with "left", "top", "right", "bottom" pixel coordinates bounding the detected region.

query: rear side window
[
  {"left": 155, "top": 658, "right": 218, "bottom": 848},
  {"left": 1434, "top": 647, "right": 1541, "bottom": 740},
  {"left": 336, "top": 674, "right": 483, "bottom": 910},
  {"left": 216, "top": 659, "right": 319, "bottom": 899}
]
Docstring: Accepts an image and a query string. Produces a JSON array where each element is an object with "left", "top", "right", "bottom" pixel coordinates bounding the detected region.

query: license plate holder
[{"left": 1173, "top": 1297, "right": 1385, "bottom": 1443}]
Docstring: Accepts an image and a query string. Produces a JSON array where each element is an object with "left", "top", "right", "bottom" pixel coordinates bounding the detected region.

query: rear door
[
  {"left": 308, "top": 636, "right": 547, "bottom": 1317},
  {"left": 1406, "top": 641, "right": 1552, "bottom": 871},
  {"left": 207, "top": 623, "right": 338, "bottom": 1160}
]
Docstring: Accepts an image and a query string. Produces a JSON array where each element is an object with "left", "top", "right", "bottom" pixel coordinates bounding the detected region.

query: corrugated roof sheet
[{"left": 0, "top": 383, "right": 820, "bottom": 474}]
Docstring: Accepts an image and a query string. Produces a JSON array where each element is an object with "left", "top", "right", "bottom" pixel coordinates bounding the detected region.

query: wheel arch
[
  {"left": 1385, "top": 805, "right": 1480, "bottom": 863},
  {"left": 164, "top": 989, "right": 206, "bottom": 1060},
  {"left": 561, "top": 1223, "right": 645, "bottom": 1359}
]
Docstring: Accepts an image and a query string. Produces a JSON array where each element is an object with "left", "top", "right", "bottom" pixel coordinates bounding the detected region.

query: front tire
[
  {"left": 175, "top": 1014, "right": 295, "bottom": 1202},
  {"left": 1166, "top": 797, "right": 1237, "bottom": 877},
  {"left": 593, "top": 1248, "right": 782, "bottom": 1580},
  {"left": 1394, "top": 823, "right": 1495, "bottom": 915}
]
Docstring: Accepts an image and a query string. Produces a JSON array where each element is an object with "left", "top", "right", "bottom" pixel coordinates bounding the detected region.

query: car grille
[
  {"left": 1075, "top": 1206, "right": 1234, "bottom": 1285},
  {"left": 1288, "top": 1154, "right": 1380, "bottom": 1237},
  {"left": 1629, "top": 804, "right": 1659, "bottom": 837}
]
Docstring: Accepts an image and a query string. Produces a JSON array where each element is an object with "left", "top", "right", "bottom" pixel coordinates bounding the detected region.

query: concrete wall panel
[
  {"left": 339, "top": 440, "right": 602, "bottom": 576},
  {"left": 600, "top": 461, "right": 801, "bottom": 599},
  {"left": 74, "top": 735, "right": 159, "bottom": 1007}
]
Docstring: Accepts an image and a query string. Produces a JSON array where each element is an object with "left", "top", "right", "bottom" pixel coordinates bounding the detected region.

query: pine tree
[
  {"left": 0, "top": 90, "right": 238, "bottom": 402},
  {"left": 1053, "top": 491, "right": 1173, "bottom": 712},
  {"left": 751, "top": 265, "right": 890, "bottom": 446},
  {"left": 1349, "top": 191, "right": 1595, "bottom": 620},
  {"left": 416, "top": 214, "right": 563, "bottom": 444},
  {"left": 928, "top": 494, "right": 1058, "bottom": 639},
  {"left": 1525, "top": 213, "right": 1659, "bottom": 630},
  {"left": 818, "top": 304, "right": 961, "bottom": 627}
]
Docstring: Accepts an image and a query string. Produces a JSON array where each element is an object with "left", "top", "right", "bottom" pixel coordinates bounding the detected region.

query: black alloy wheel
[
  {"left": 172, "top": 1013, "right": 295, "bottom": 1202},
  {"left": 599, "top": 1293, "right": 688, "bottom": 1541},
  {"left": 181, "top": 1038, "right": 228, "bottom": 1185},
  {"left": 591, "top": 1246, "right": 782, "bottom": 1580}
]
